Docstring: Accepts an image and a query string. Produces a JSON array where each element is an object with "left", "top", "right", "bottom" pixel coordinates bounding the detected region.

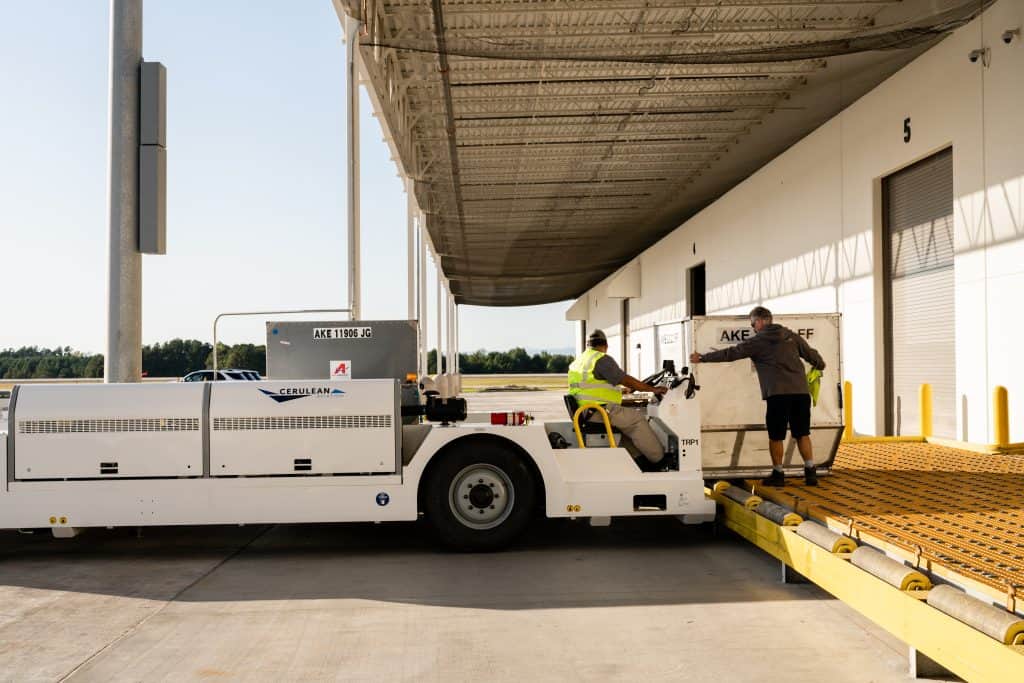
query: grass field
[{"left": 458, "top": 374, "right": 565, "bottom": 392}]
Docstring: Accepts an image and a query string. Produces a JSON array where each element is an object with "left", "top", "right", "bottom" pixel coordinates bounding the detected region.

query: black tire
[{"left": 423, "top": 441, "right": 537, "bottom": 552}]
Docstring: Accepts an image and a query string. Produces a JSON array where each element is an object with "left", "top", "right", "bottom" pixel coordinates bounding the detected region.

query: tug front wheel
[{"left": 424, "top": 441, "right": 537, "bottom": 551}]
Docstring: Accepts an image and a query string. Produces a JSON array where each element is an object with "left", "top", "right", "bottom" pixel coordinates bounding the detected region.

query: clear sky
[{"left": 0, "top": 1, "right": 576, "bottom": 354}]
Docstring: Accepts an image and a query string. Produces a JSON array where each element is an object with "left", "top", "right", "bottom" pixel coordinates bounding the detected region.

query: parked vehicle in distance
[{"left": 181, "top": 369, "right": 261, "bottom": 382}]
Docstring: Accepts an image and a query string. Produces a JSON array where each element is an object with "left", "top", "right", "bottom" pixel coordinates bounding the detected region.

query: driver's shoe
[
  {"left": 636, "top": 456, "right": 670, "bottom": 473},
  {"left": 660, "top": 451, "right": 679, "bottom": 471},
  {"left": 761, "top": 470, "right": 785, "bottom": 487}
]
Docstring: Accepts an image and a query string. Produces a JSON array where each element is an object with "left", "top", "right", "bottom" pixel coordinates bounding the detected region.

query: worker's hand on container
[
  {"left": 651, "top": 386, "right": 668, "bottom": 396},
  {"left": 689, "top": 352, "right": 702, "bottom": 364}
]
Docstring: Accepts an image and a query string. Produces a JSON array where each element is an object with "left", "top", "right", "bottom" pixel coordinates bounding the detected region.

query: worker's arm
[
  {"left": 795, "top": 335, "right": 826, "bottom": 371},
  {"left": 621, "top": 374, "right": 667, "bottom": 396},
  {"left": 594, "top": 355, "right": 667, "bottom": 396},
  {"left": 690, "top": 339, "right": 756, "bottom": 364}
]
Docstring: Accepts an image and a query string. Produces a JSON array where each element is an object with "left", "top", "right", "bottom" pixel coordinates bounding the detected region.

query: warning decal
[{"left": 330, "top": 360, "right": 352, "bottom": 381}]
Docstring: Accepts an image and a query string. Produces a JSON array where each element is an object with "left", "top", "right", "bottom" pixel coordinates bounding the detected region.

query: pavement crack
[{"left": 56, "top": 525, "right": 272, "bottom": 682}]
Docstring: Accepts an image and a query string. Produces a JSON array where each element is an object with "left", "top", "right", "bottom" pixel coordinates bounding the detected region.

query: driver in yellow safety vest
[{"left": 568, "top": 329, "right": 668, "bottom": 467}]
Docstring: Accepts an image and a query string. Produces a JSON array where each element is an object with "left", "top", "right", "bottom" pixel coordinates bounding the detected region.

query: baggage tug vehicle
[{"left": 0, "top": 371, "right": 710, "bottom": 550}]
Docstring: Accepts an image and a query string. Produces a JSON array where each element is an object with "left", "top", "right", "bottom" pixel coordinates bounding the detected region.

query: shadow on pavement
[{"left": 0, "top": 517, "right": 828, "bottom": 609}]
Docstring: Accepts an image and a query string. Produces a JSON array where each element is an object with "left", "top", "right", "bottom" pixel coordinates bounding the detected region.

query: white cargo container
[{"left": 655, "top": 314, "right": 843, "bottom": 478}]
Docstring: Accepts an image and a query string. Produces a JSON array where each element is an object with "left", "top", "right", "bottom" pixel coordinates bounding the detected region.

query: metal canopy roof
[{"left": 335, "top": 0, "right": 989, "bottom": 306}]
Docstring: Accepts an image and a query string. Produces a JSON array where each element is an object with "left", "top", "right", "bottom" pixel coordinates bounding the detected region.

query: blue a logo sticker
[{"left": 376, "top": 492, "right": 390, "bottom": 506}]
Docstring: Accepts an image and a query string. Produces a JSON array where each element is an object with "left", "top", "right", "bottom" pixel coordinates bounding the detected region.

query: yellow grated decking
[{"left": 747, "top": 442, "right": 1024, "bottom": 597}]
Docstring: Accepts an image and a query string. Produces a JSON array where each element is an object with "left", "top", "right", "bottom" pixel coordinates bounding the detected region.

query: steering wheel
[{"left": 661, "top": 367, "right": 700, "bottom": 399}]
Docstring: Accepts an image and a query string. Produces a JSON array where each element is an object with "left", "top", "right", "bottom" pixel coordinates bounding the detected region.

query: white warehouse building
[{"left": 567, "top": 1, "right": 1023, "bottom": 444}]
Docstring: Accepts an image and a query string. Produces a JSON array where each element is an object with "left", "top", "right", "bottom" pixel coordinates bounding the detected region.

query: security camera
[
  {"left": 968, "top": 48, "right": 990, "bottom": 65},
  {"left": 1003, "top": 29, "right": 1020, "bottom": 44}
]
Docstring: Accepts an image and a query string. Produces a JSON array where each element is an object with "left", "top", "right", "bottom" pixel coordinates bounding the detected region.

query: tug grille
[
  {"left": 212, "top": 415, "right": 392, "bottom": 431},
  {"left": 19, "top": 418, "right": 199, "bottom": 434}
]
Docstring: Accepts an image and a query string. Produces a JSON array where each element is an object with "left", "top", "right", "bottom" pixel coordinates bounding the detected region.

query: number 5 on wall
[{"left": 903, "top": 117, "right": 911, "bottom": 143}]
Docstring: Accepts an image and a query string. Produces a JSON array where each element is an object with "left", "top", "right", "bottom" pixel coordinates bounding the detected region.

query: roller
[
  {"left": 850, "top": 547, "right": 931, "bottom": 591},
  {"left": 720, "top": 484, "right": 763, "bottom": 510},
  {"left": 795, "top": 521, "right": 857, "bottom": 553},
  {"left": 927, "top": 584, "right": 1024, "bottom": 645},
  {"left": 755, "top": 500, "right": 802, "bottom": 526},
  {"left": 712, "top": 481, "right": 730, "bottom": 493}
]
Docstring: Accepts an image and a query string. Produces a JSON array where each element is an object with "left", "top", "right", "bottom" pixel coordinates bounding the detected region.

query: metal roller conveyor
[
  {"left": 714, "top": 482, "right": 762, "bottom": 510},
  {"left": 850, "top": 547, "right": 931, "bottom": 591},
  {"left": 795, "top": 521, "right": 857, "bottom": 553},
  {"left": 755, "top": 500, "right": 802, "bottom": 526},
  {"left": 927, "top": 585, "right": 1024, "bottom": 645}
]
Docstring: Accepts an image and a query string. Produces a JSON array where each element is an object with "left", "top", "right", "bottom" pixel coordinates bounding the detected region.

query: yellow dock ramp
[
  {"left": 747, "top": 442, "right": 1024, "bottom": 603},
  {"left": 712, "top": 441, "right": 1024, "bottom": 681}
]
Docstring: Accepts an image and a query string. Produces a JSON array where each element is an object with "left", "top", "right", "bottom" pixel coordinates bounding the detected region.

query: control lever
[{"left": 683, "top": 368, "right": 700, "bottom": 399}]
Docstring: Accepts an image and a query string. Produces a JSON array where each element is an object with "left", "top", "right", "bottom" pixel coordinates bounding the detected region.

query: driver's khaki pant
[{"left": 588, "top": 404, "right": 664, "bottom": 463}]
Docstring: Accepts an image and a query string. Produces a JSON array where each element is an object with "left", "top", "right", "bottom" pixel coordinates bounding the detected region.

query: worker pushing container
[{"left": 654, "top": 314, "right": 843, "bottom": 478}]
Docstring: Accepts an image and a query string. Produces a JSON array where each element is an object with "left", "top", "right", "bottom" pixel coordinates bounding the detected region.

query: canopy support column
[
  {"left": 105, "top": 0, "right": 143, "bottom": 383},
  {"left": 418, "top": 211, "right": 428, "bottom": 377},
  {"left": 345, "top": 15, "right": 361, "bottom": 321}
]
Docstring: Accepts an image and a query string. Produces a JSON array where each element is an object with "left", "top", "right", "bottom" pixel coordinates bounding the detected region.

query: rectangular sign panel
[{"left": 266, "top": 320, "right": 417, "bottom": 381}]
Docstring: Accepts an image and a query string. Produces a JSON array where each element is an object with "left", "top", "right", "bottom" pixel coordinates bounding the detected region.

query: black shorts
[{"left": 765, "top": 394, "right": 811, "bottom": 441}]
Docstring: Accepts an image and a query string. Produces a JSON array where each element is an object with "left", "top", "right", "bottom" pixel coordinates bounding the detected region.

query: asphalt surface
[
  {"left": 0, "top": 518, "right": 919, "bottom": 682},
  {"left": 0, "top": 390, "right": 924, "bottom": 681}
]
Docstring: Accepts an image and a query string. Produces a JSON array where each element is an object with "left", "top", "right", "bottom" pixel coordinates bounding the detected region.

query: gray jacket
[{"left": 700, "top": 324, "right": 825, "bottom": 399}]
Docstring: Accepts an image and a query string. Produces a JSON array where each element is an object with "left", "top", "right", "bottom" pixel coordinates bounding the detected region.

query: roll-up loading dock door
[{"left": 883, "top": 148, "right": 955, "bottom": 438}]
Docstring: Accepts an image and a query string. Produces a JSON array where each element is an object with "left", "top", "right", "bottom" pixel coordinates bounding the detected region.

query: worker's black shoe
[
  {"left": 804, "top": 466, "right": 819, "bottom": 486},
  {"left": 761, "top": 470, "right": 785, "bottom": 487}
]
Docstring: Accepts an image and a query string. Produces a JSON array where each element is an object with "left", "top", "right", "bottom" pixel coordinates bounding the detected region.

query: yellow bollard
[
  {"left": 919, "top": 383, "right": 933, "bottom": 439},
  {"left": 842, "top": 381, "right": 854, "bottom": 441},
  {"left": 993, "top": 386, "right": 1009, "bottom": 448}
]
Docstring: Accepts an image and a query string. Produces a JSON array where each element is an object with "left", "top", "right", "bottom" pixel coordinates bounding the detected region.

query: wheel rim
[{"left": 448, "top": 463, "right": 515, "bottom": 530}]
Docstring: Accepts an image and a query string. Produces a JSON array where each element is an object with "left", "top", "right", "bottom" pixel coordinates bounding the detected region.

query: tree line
[
  {"left": 0, "top": 340, "right": 266, "bottom": 379},
  {"left": 0, "top": 342, "right": 573, "bottom": 378},
  {"left": 428, "top": 347, "right": 572, "bottom": 374}
]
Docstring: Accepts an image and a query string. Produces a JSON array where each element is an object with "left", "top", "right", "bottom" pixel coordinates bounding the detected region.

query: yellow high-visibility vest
[{"left": 567, "top": 348, "right": 622, "bottom": 407}]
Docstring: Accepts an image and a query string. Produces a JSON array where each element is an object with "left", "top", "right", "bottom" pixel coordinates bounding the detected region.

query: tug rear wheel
[{"left": 424, "top": 442, "right": 536, "bottom": 551}]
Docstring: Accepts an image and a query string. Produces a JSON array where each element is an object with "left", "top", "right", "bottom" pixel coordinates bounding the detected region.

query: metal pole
[
  {"left": 418, "top": 212, "right": 428, "bottom": 376},
  {"left": 444, "top": 287, "right": 450, "bottom": 373},
  {"left": 454, "top": 302, "right": 459, "bottom": 373},
  {"left": 345, "top": 15, "right": 361, "bottom": 321},
  {"left": 447, "top": 291, "right": 455, "bottom": 374},
  {"left": 105, "top": 0, "right": 143, "bottom": 384},
  {"left": 436, "top": 262, "right": 443, "bottom": 374},
  {"left": 406, "top": 178, "right": 415, "bottom": 320}
]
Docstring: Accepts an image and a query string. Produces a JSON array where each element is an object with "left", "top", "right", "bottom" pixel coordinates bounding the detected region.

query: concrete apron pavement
[{"left": 0, "top": 518, "right": 919, "bottom": 682}]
